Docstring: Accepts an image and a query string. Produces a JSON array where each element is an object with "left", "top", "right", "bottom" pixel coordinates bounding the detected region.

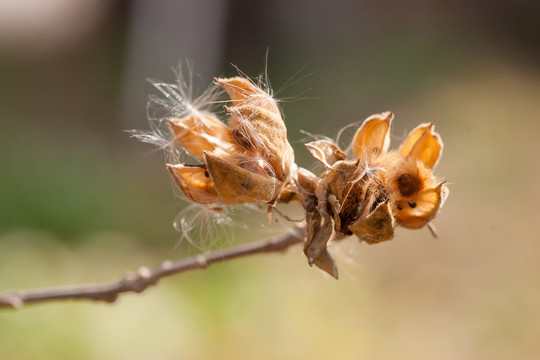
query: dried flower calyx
[{"left": 166, "top": 77, "right": 294, "bottom": 208}]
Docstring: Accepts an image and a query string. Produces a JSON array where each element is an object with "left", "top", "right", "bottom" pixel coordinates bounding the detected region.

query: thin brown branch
[{"left": 0, "top": 227, "right": 305, "bottom": 310}]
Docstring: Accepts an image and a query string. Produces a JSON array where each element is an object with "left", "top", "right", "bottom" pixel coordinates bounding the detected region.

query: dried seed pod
[
  {"left": 389, "top": 122, "right": 446, "bottom": 228},
  {"left": 204, "top": 151, "right": 280, "bottom": 204},
  {"left": 393, "top": 181, "right": 448, "bottom": 229},
  {"left": 224, "top": 104, "right": 293, "bottom": 182},
  {"left": 163, "top": 76, "right": 294, "bottom": 207},
  {"left": 300, "top": 111, "right": 448, "bottom": 275}
]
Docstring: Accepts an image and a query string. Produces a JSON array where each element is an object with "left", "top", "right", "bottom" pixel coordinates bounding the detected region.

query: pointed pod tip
[
  {"left": 323, "top": 264, "right": 339, "bottom": 279},
  {"left": 427, "top": 222, "right": 439, "bottom": 239},
  {"left": 381, "top": 111, "right": 394, "bottom": 123},
  {"left": 436, "top": 180, "right": 447, "bottom": 189},
  {"left": 166, "top": 117, "right": 186, "bottom": 128}
]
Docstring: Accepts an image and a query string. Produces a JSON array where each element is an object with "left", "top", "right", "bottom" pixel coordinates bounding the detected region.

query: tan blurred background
[{"left": 1, "top": 0, "right": 540, "bottom": 359}]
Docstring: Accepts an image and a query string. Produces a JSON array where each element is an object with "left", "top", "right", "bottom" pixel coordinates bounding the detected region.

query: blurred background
[{"left": 1, "top": 0, "right": 540, "bottom": 359}]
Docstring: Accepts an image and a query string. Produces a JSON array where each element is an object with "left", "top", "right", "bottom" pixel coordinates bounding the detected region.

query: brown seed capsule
[
  {"left": 204, "top": 151, "right": 280, "bottom": 204},
  {"left": 393, "top": 181, "right": 448, "bottom": 229},
  {"left": 166, "top": 76, "right": 294, "bottom": 207},
  {"left": 303, "top": 112, "right": 448, "bottom": 259}
]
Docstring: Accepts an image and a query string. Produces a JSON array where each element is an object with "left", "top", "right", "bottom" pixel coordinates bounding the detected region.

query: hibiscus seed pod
[{"left": 165, "top": 76, "right": 295, "bottom": 207}]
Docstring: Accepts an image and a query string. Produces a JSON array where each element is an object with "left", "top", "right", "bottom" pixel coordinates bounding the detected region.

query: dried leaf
[
  {"left": 304, "top": 177, "right": 340, "bottom": 278},
  {"left": 311, "top": 249, "right": 338, "bottom": 279},
  {"left": 302, "top": 183, "right": 338, "bottom": 279},
  {"left": 304, "top": 215, "right": 333, "bottom": 266}
]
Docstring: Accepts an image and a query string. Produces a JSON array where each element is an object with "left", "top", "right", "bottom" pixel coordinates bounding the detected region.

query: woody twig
[{"left": 0, "top": 227, "right": 305, "bottom": 310}]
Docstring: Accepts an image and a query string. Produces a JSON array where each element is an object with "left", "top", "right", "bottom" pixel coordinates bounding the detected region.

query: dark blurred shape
[
  {"left": 121, "top": 0, "right": 228, "bottom": 130},
  {"left": 0, "top": 0, "right": 115, "bottom": 59}
]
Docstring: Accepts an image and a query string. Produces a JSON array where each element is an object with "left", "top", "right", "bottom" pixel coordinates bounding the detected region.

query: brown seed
[{"left": 397, "top": 173, "right": 421, "bottom": 197}]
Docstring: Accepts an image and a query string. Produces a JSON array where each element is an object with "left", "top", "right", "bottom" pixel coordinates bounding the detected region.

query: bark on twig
[{"left": 0, "top": 227, "right": 305, "bottom": 310}]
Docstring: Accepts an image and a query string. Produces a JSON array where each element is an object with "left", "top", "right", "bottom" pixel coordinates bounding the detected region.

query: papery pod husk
[
  {"left": 394, "top": 182, "right": 448, "bottom": 229},
  {"left": 301, "top": 176, "right": 338, "bottom": 279},
  {"left": 215, "top": 77, "right": 279, "bottom": 113},
  {"left": 304, "top": 178, "right": 332, "bottom": 262},
  {"left": 304, "top": 140, "right": 346, "bottom": 169},
  {"left": 323, "top": 157, "right": 397, "bottom": 244},
  {"left": 204, "top": 151, "right": 281, "bottom": 204},
  {"left": 293, "top": 168, "right": 339, "bottom": 278},
  {"left": 324, "top": 160, "right": 368, "bottom": 229},
  {"left": 167, "top": 113, "right": 232, "bottom": 160},
  {"left": 352, "top": 112, "right": 393, "bottom": 160},
  {"left": 296, "top": 167, "right": 318, "bottom": 194},
  {"left": 349, "top": 201, "right": 395, "bottom": 244},
  {"left": 167, "top": 164, "right": 223, "bottom": 204},
  {"left": 398, "top": 122, "right": 443, "bottom": 169},
  {"left": 304, "top": 205, "right": 337, "bottom": 278},
  {"left": 217, "top": 76, "right": 293, "bottom": 184},
  {"left": 225, "top": 104, "right": 294, "bottom": 182}
]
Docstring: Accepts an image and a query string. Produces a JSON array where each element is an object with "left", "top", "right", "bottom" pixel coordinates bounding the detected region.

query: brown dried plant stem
[{"left": 0, "top": 227, "right": 305, "bottom": 310}]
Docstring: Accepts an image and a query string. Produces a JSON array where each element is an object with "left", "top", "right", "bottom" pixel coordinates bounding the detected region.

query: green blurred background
[{"left": 1, "top": 0, "right": 540, "bottom": 359}]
